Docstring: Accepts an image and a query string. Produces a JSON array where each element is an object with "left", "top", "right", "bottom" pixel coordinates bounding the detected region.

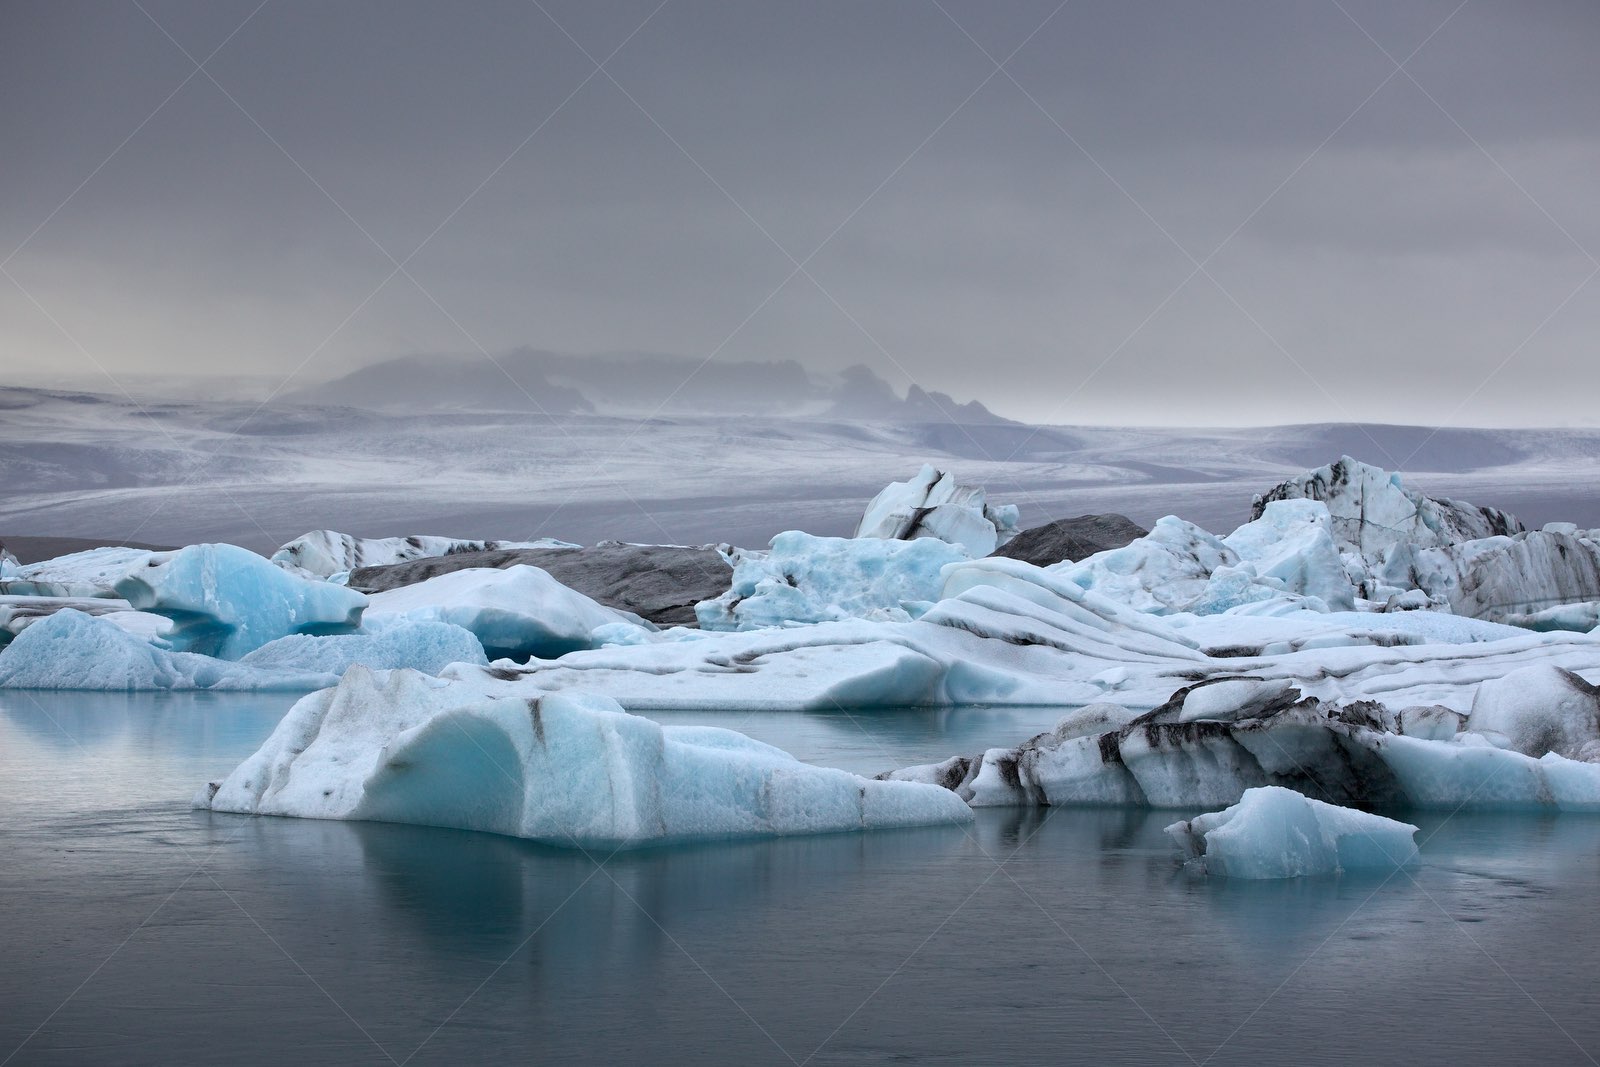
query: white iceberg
[
  {"left": 199, "top": 667, "right": 974, "bottom": 848},
  {"left": 695, "top": 531, "right": 968, "bottom": 631},
  {"left": 1378, "top": 530, "right": 1600, "bottom": 622},
  {"left": 0, "top": 594, "right": 173, "bottom": 647},
  {"left": 364, "top": 564, "right": 654, "bottom": 661},
  {"left": 271, "top": 530, "right": 579, "bottom": 578},
  {"left": 854, "top": 464, "right": 1018, "bottom": 556},
  {"left": 0, "top": 609, "right": 335, "bottom": 691},
  {"left": 0, "top": 546, "right": 153, "bottom": 598},
  {"left": 1252, "top": 456, "right": 1522, "bottom": 558},
  {"left": 1465, "top": 664, "right": 1600, "bottom": 761},
  {"left": 1165, "top": 786, "right": 1419, "bottom": 879},
  {"left": 113, "top": 543, "right": 367, "bottom": 659}
]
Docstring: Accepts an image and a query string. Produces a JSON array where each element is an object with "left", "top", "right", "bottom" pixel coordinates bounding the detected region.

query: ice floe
[
  {"left": 364, "top": 564, "right": 653, "bottom": 661},
  {"left": 198, "top": 667, "right": 973, "bottom": 848},
  {"left": 272, "top": 529, "right": 578, "bottom": 579},
  {"left": 1165, "top": 786, "right": 1419, "bottom": 879},
  {"left": 695, "top": 531, "right": 967, "bottom": 630},
  {"left": 114, "top": 543, "right": 367, "bottom": 659},
  {"left": 855, "top": 464, "right": 1019, "bottom": 556}
]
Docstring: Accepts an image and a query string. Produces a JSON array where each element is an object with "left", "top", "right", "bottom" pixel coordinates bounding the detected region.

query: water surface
[{"left": 3, "top": 690, "right": 1598, "bottom": 1065}]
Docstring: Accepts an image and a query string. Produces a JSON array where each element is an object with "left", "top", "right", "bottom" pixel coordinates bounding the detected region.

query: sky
[{"left": 3, "top": 0, "right": 1598, "bottom": 426}]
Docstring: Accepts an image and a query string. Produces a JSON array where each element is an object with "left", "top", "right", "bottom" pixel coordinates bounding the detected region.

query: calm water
[{"left": 3, "top": 690, "right": 1599, "bottom": 1066}]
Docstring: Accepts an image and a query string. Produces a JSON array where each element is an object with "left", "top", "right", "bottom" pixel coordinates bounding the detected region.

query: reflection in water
[{"left": 4, "top": 693, "right": 1600, "bottom": 1065}]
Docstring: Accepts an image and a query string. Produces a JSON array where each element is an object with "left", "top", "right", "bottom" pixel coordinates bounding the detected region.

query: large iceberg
[
  {"left": 364, "top": 564, "right": 653, "bottom": 661},
  {"left": 695, "top": 531, "right": 968, "bottom": 630},
  {"left": 1252, "top": 456, "right": 1523, "bottom": 558},
  {"left": 113, "top": 543, "right": 367, "bottom": 659},
  {"left": 1165, "top": 786, "right": 1419, "bottom": 879},
  {"left": 0, "top": 609, "right": 335, "bottom": 691},
  {"left": 881, "top": 675, "right": 1600, "bottom": 813},
  {"left": 1049, "top": 501, "right": 1353, "bottom": 615},
  {"left": 272, "top": 530, "right": 578, "bottom": 579},
  {"left": 1378, "top": 530, "right": 1600, "bottom": 622},
  {"left": 854, "top": 464, "right": 1019, "bottom": 556},
  {"left": 199, "top": 667, "right": 973, "bottom": 848}
]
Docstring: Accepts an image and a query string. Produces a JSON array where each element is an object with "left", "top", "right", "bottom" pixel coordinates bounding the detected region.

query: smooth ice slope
[
  {"left": 272, "top": 530, "right": 577, "bottom": 578},
  {"left": 1165, "top": 786, "right": 1419, "bottom": 878},
  {"left": 364, "top": 565, "right": 653, "bottom": 660},
  {"left": 696, "top": 532, "right": 968, "bottom": 630},
  {"left": 855, "top": 464, "right": 1019, "bottom": 556},
  {"left": 200, "top": 667, "right": 973, "bottom": 848},
  {"left": 0, "top": 610, "right": 335, "bottom": 691},
  {"left": 1466, "top": 664, "right": 1600, "bottom": 760},
  {"left": 114, "top": 543, "right": 367, "bottom": 659}
]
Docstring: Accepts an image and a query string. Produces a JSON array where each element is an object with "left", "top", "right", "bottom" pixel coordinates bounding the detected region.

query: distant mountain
[{"left": 292, "top": 350, "right": 1012, "bottom": 422}]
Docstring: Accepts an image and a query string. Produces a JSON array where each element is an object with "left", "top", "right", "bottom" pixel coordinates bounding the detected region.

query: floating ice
[
  {"left": 199, "top": 667, "right": 973, "bottom": 848},
  {"left": 272, "top": 530, "right": 578, "bottom": 578},
  {"left": 1379, "top": 531, "right": 1600, "bottom": 622},
  {"left": 855, "top": 464, "right": 1018, "bottom": 556},
  {"left": 364, "top": 564, "right": 653, "bottom": 661},
  {"left": 114, "top": 543, "right": 367, "bottom": 659},
  {"left": 0, "top": 546, "right": 153, "bottom": 598},
  {"left": 1504, "top": 601, "right": 1600, "bottom": 634},
  {"left": 0, "top": 595, "right": 173, "bottom": 648},
  {"left": 1165, "top": 787, "right": 1419, "bottom": 879},
  {"left": 1253, "top": 456, "right": 1522, "bottom": 558},
  {"left": 883, "top": 676, "right": 1600, "bottom": 813},
  {"left": 0, "top": 609, "right": 335, "bottom": 691},
  {"left": 695, "top": 531, "right": 968, "bottom": 630},
  {"left": 1466, "top": 664, "right": 1600, "bottom": 761},
  {"left": 238, "top": 619, "right": 488, "bottom": 676}
]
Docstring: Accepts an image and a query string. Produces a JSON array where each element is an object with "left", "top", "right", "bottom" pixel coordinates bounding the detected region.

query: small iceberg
[{"left": 1165, "top": 786, "right": 1420, "bottom": 879}]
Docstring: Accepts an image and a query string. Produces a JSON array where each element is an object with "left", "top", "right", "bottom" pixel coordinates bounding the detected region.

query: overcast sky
[{"left": 3, "top": 0, "right": 1598, "bottom": 425}]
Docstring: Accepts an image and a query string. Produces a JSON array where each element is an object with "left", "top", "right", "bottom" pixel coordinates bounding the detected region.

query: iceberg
[
  {"left": 1165, "top": 786, "right": 1419, "bottom": 879},
  {"left": 1465, "top": 664, "right": 1600, "bottom": 761},
  {"left": 113, "top": 543, "right": 367, "bottom": 659},
  {"left": 1252, "top": 456, "right": 1522, "bottom": 558},
  {"left": 199, "top": 667, "right": 973, "bottom": 848},
  {"left": 882, "top": 675, "right": 1600, "bottom": 813},
  {"left": 238, "top": 619, "right": 488, "bottom": 676},
  {"left": 364, "top": 564, "right": 653, "bottom": 661},
  {"left": 854, "top": 464, "right": 1019, "bottom": 556},
  {"left": 695, "top": 531, "right": 968, "bottom": 630},
  {"left": 0, "top": 609, "right": 335, "bottom": 691},
  {"left": 0, "top": 594, "right": 173, "bottom": 648},
  {"left": 0, "top": 546, "right": 153, "bottom": 598},
  {"left": 1378, "top": 530, "right": 1600, "bottom": 622},
  {"left": 348, "top": 540, "right": 733, "bottom": 627},
  {"left": 272, "top": 530, "right": 578, "bottom": 579}
]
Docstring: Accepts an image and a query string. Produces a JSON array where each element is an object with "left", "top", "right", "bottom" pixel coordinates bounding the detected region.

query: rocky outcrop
[
  {"left": 348, "top": 541, "right": 732, "bottom": 627},
  {"left": 988, "top": 513, "right": 1147, "bottom": 566}
]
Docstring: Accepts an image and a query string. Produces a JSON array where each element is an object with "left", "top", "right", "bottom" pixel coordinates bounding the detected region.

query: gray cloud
[{"left": 3, "top": 0, "right": 1598, "bottom": 426}]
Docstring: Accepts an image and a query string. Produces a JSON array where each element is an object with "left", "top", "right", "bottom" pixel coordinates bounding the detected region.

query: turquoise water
[{"left": 3, "top": 690, "right": 1599, "bottom": 1065}]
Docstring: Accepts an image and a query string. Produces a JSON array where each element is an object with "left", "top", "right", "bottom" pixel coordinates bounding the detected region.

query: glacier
[
  {"left": 1165, "top": 786, "right": 1420, "bottom": 879},
  {"left": 364, "top": 564, "right": 654, "bottom": 660},
  {"left": 198, "top": 666, "right": 973, "bottom": 848}
]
